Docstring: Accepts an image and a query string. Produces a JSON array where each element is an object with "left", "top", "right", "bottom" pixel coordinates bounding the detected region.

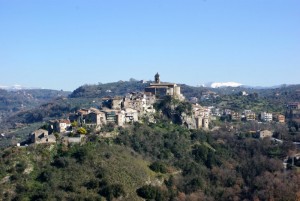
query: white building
[{"left": 261, "top": 112, "right": 273, "bottom": 122}]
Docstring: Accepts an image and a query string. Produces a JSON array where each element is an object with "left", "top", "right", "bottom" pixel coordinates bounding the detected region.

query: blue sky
[{"left": 0, "top": 0, "right": 299, "bottom": 91}]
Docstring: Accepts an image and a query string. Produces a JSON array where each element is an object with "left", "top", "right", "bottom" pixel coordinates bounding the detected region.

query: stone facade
[
  {"left": 145, "top": 73, "right": 185, "bottom": 101},
  {"left": 30, "top": 129, "right": 56, "bottom": 144}
]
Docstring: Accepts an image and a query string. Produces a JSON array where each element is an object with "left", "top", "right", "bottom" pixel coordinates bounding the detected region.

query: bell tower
[{"left": 155, "top": 72, "right": 160, "bottom": 84}]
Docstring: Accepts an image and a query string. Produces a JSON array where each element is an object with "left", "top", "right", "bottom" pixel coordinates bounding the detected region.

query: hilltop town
[
  {"left": 26, "top": 73, "right": 212, "bottom": 146},
  {"left": 23, "top": 73, "right": 300, "bottom": 149},
  {"left": 1, "top": 74, "right": 300, "bottom": 201}
]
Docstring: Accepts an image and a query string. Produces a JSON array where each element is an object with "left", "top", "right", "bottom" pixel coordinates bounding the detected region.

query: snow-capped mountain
[{"left": 201, "top": 82, "right": 243, "bottom": 88}]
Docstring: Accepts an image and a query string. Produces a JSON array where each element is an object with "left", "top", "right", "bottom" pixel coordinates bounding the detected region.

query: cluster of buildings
[
  {"left": 28, "top": 119, "right": 84, "bottom": 145},
  {"left": 218, "top": 108, "right": 285, "bottom": 123},
  {"left": 22, "top": 74, "right": 300, "bottom": 147},
  {"left": 200, "top": 91, "right": 218, "bottom": 101},
  {"left": 27, "top": 73, "right": 213, "bottom": 145}
]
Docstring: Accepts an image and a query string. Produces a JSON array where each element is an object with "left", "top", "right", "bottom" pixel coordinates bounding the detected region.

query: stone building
[
  {"left": 30, "top": 129, "right": 56, "bottom": 144},
  {"left": 122, "top": 92, "right": 146, "bottom": 112},
  {"left": 111, "top": 97, "right": 123, "bottom": 110},
  {"left": 85, "top": 110, "right": 106, "bottom": 130},
  {"left": 124, "top": 108, "right": 139, "bottom": 123},
  {"left": 145, "top": 73, "right": 185, "bottom": 100}
]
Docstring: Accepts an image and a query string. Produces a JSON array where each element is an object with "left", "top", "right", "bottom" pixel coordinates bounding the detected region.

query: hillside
[
  {"left": 1, "top": 81, "right": 299, "bottom": 149},
  {"left": 69, "top": 81, "right": 149, "bottom": 98},
  {"left": 1, "top": 123, "right": 300, "bottom": 201},
  {"left": 69, "top": 81, "right": 300, "bottom": 101},
  {"left": 0, "top": 80, "right": 300, "bottom": 200},
  {"left": 0, "top": 97, "right": 105, "bottom": 146},
  {"left": 0, "top": 89, "right": 70, "bottom": 123},
  {"left": 69, "top": 81, "right": 300, "bottom": 114},
  {"left": 0, "top": 141, "right": 158, "bottom": 201}
]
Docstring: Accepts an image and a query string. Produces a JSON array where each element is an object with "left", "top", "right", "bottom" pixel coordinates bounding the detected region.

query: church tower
[{"left": 155, "top": 72, "right": 160, "bottom": 84}]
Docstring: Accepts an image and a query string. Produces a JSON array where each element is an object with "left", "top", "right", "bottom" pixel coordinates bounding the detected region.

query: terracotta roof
[{"left": 59, "top": 119, "right": 71, "bottom": 124}]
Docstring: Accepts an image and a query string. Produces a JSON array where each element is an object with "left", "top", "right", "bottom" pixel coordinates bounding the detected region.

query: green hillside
[
  {"left": 1, "top": 122, "right": 300, "bottom": 201},
  {"left": 0, "top": 89, "right": 70, "bottom": 113},
  {"left": 0, "top": 142, "right": 158, "bottom": 201}
]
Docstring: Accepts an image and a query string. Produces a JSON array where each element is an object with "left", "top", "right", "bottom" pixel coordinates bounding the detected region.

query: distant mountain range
[
  {"left": 0, "top": 84, "right": 39, "bottom": 91},
  {"left": 201, "top": 82, "right": 243, "bottom": 88},
  {"left": 0, "top": 81, "right": 296, "bottom": 91},
  {"left": 200, "top": 82, "right": 291, "bottom": 89}
]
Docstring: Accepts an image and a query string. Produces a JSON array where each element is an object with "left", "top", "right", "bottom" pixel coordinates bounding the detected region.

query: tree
[
  {"left": 149, "top": 161, "right": 168, "bottom": 173},
  {"left": 77, "top": 127, "right": 87, "bottom": 135},
  {"left": 71, "top": 121, "right": 78, "bottom": 128},
  {"left": 136, "top": 185, "right": 162, "bottom": 200},
  {"left": 100, "top": 184, "right": 125, "bottom": 201}
]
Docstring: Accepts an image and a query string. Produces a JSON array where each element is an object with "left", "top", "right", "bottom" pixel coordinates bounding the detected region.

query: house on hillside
[
  {"left": 277, "top": 114, "right": 285, "bottom": 123},
  {"left": 231, "top": 112, "right": 241, "bottom": 121},
  {"left": 288, "top": 102, "right": 300, "bottom": 110},
  {"left": 30, "top": 129, "right": 56, "bottom": 144},
  {"left": 259, "top": 130, "right": 273, "bottom": 139},
  {"left": 111, "top": 97, "right": 123, "bottom": 110},
  {"left": 57, "top": 119, "right": 71, "bottom": 133},
  {"left": 85, "top": 110, "right": 106, "bottom": 130},
  {"left": 49, "top": 119, "right": 71, "bottom": 133},
  {"left": 243, "top": 110, "right": 256, "bottom": 121},
  {"left": 261, "top": 112, "right": 273, "bottom": 122},
  {"left": 124, "top": 108, "right": 139, "bottom": 123}
]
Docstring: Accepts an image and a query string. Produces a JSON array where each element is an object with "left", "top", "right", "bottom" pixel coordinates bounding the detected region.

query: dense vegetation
[
  {"left": 0, "top": 140, "right": 157, "bottom": 201},
  {"left": 1, "top": 121, "right": 299, "bottom": 201},
  {"left": 69, "top": 81, "right": 149, "bottom": 98},
  {"left": 115, "top": 122, "right": 300, "bottom": 200}
]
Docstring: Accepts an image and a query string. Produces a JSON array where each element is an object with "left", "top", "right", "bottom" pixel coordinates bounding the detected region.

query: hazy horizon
[
  {"left": 1, "top": 79, "right": 298, "bottom": 92},
  {"left": 1, "top": 0, "right": 299, "bottom": 91}
]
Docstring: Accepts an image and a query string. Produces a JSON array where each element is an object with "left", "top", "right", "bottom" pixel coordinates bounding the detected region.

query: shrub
[
  {"left": 85, "top": 179, "right": 99, "bottom": 190},
  {"left": 15, "top": 161, "right": 27, "bottom": 173},
  {"left": 149, "top": 161, "right": 168, "bottom": 173},
  {"left": 136, "top": 185, "right": 157, "bottom": 199},
  {"left": 99, "top": 184, "right": 125, "bottom": 201},
  {"left": 72, "top": 148, "right": 89, "bottom": 163},
  {"left": 37, "top": 170, "right": 52, "bottom": 182},
  {"left": 52, "top": 157, "right": 69, "bottom": 168},
  {"left": 77, "top": 127, "right": 87, "bottom": 135},
  {"left": 136, "top": 185, "right": 168, "bottom": 201}
]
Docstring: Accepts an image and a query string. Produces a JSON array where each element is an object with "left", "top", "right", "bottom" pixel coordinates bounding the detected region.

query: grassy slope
[
  {"left": 90, "top": 143, "right": 157, "bottom": 200},
  {"left": 0, "top": 142, "right": 159, "bottom": 201}
]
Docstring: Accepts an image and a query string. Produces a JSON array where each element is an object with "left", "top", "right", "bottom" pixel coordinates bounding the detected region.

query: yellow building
[{"left": 277, "top": 114, "right": 285, "bottom": 123}]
